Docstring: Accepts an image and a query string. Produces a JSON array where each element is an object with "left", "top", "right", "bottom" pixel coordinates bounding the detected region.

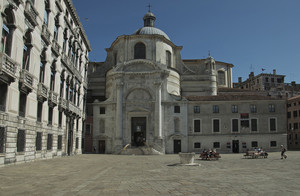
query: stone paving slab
[{"left": 0, "top": 152, "right": 300, "bottom": 195}]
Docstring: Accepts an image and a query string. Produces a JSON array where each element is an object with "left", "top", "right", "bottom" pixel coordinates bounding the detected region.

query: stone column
[
  {"left": 115, "top": 82, "right": 123, "bottom": 139},
  {"left": 154, "top": 82, "right": 162, "bottom": 138}
]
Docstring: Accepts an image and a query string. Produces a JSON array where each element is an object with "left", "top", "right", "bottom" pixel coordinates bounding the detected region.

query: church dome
[
  {"left": 133, "top": 11, "right": 170, "bottom": 40},
  {"left": 134, "top": 27, "right": 170, "bottom": 40}
]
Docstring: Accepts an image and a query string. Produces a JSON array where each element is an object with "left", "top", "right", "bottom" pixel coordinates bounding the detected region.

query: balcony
[
  {"left": 0, "top": 52, "right": 17, "bottom": 84},
  {"left": 61, "top": 52, "right": 82, "bottom": 82},
  {"left": 19, "top": 69, "right": 33, "bottom": 92},
  {"left": 66, "top": 100, "right": 81, "bottom": 116},
  {"left": 24, "top": 0, "right": 38, "bottom": 27},
  {"left": 51, "top": 39, "right": 60, "bottom": 56},
  {"left": 41, "top": 24, "right": 51, "bottom": 46},
  {"left": 48, "top": 91, "right": 58, "bottom": 106},
  {"left": 58, "top": 97, "right": 67, "bottom": 110},
  {"left": 37, "top": 83, "right": 48, "bottom": 101}
]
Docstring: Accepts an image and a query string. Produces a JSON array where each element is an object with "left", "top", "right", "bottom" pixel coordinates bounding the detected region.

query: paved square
[{"left": 0, "top": 152, "right": 299, "bottom": 195}]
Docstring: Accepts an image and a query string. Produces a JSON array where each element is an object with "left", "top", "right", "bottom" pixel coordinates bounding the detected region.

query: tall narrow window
[
  {"left": 0, "top": 82, "right": 8, "bottom": 112},
  {"left": 0, "top": 126, "right": 5, "bottom": 153},
  {"left": 60, "top": 72, "right": 65, "bottom": 98},
  {"left": 44, "top": 0, "right": 50, "bottom": 26},
  {"left": 232, "top": 119, "right": 239, "bottom": 132},
  {"left": 250, "top": 104, "right": 257, "bottom": 113},
  {"left": 57, "top": 135, "right": 62, "bottom": 150},
  {"left": 39, "top": 61, "right": 45, "bottom": 83},
  {"left": 19, "top": 92, "right": 27, "bottom": 117},
  {"left": 2, "top": 9, "right": 15, "bottom": 57},
  {"left": 174, "top": 106, "right": 180, "bottom": 113},
  {"left": 37, "top": 101, "right": 43, "bottom": 122},
  {"left": 218, "top": 71, "right": 225, "bottom": 85},
  {"left": 50, "top": 64, "right": 56, "bottom": 91},
  {"left": 17, "top": 129, "right": 25, "bottom": 152},
  {"left": 58, "top": 111, "right": 62, "bottom": 128},
  {"left": 251, "top": 119, "right": 258, "bottom": 131},
  {"left": 134, "top": 42, "right": 146, "bottom": 59},
  {"left": 194, "top": 120, "right": 201, "bottom": 132},
  {"left": 270, "top": 118, "right": 276, "bottom": 131},
  {"left": 48, "top": 107, "right": 53, "bottom": 125},
  {"left": 47, "top": 134, "right": 53, "bottom": 150},
  {"left": 166, "top": 51, "right": 171, "bottom": 67},
  {"left": 36, "top": 132, "right": 42, "bottom": 151},
  {"left": 63, "top": 29, "right": 67, "bottom": 52},
  {"left": 213, "top": 119, "right": 220, "bottom": 132},
  {"left": 76, "top": 137, "right": 79, "bottom": 149}
]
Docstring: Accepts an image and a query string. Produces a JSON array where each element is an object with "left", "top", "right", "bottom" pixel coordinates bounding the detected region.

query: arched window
[
  {"left": 166, "top": 51, "right": 171, "bottom": 67},
  {"left": 50, "top": 62, "right": 56, "bottom": 91},
  {"left": 134, "top": 42, "right": 145, "bottom": 59},
  {"left": 218, "top": 71, "right": 225, "bottom": 85},
  {"left": 44, "top": 0, "right": 50, "bottom": 26},
  {"left": 60, "top": 71, "right": 65, "bottom": 98},
  {"left": 1, "top": 8, "right": 15, "bottom": 57},
  {"left": 22, "top": 31, "right": 32, "bottom": 70}
]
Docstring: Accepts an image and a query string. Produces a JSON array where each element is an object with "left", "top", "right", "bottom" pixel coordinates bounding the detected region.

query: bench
[
  {"left": 200, "top": 152, "right": 221, "bottom": 160},
  {"left": 244, "top": 151, "right": 268, "bottom": 159}
]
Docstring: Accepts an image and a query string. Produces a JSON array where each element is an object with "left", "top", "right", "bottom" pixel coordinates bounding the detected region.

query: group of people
[{"left": 201, "top": 149, "right": 218, "bottom": 159}]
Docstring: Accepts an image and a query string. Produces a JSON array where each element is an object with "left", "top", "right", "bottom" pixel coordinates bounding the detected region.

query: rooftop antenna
[{"left": 147, "top": 3, "right": 151, "bottom": 12}]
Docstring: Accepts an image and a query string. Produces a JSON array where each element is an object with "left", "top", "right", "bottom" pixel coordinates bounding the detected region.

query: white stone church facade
[{"left": 88, "top": 11, "right": 286, "bottom": 154}]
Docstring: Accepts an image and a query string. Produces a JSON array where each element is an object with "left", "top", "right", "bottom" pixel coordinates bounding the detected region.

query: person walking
[{"left": 281, "top": 145, "right": 287, "bottom": 159}]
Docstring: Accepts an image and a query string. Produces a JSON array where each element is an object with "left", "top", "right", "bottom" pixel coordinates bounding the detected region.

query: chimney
[
  {"left": 238, "top": 77, "right": 242, "bottom": 83},
  {"left": 249, "top": 72, "right": 254, "bottom": 79},
  {"left": 273, "top": 69, "right": 276, "bottom": 75}
]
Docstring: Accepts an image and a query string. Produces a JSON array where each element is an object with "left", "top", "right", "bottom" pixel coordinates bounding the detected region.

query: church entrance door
[
  {"left": 174, "top": 140, "right": 181, "bottom": 154},
  {"left": 131, "top": 117, "right": 146, "bottom": 146},
  {"left": 98, "top": 140, "right": 105, "bottom": 154}
]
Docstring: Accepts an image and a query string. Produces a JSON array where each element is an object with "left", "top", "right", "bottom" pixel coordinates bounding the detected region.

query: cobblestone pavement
[{"left": 0, "top": 151, "right": 300, "bottom": 196}]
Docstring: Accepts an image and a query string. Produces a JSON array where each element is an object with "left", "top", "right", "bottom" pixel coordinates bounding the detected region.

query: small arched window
[
  {"left": 218, "top": 71, "right": 225, "bottom": 85},
  {"left": 134, "top": 42, "right": 145, "bottom": 59},
  {"left": 166, "top": 51, "right": 171, "bottom": 67}
]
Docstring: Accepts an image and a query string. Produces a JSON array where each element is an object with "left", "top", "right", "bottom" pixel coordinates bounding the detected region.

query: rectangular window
[
  {"left": 57, "top": 135, "right": 62, "bottom": 150},
  {"left": 251, "top": 119, "right": 258, "bottom": 131},
  {"left": 48, "top": 107, "right": 53, "bottom": 125},
  {"left": 35, "top": 132, "right": 42, "bottom": 151},
  {"left": 194, "top": 142, "right": 201, "bottom": 148},
  {"left": 76, "top": 118, "right": 79, "bottom": 132},
  {"left": 0, "top": 82, "right": 7, "bottom": 112},
  {"left": 289, "top": 123, "right": 292, "bottom": 130},
  {"left": 293, "top": 111, "right": 298, "bottom": 118},
  {"left": 76, "top": 137, "right": 79, "bottom": 149},
  {"left": 174, "top": 106, "right": 180, "bottom": 113},
  {"left": 270, "top": 118, "right": 276, "bottom": 131},
  {"left": 17, "top": 129, "right": 25, "bottom": 152},
  {"left": 240, "top": 113, "right": 249, "bottom": 128},
  {"left": 37, "top": 102, "right": 43, "bottom": 122},
  {"left": 194, "top": 106, "right": 200, "bottom": 113},
  {"left": 251, "top": 141, "right": 258, "bottom": 148},
  {"left": 269, "top": 104, "right": 275, "bottom": 112},
  {"left": 250, "top": 104, "right": 257, "bottom": 113},
  {"left": 58, "top": 111, "right": 62, "bottom": 127},
  {"left": 294, "top": 123, "right": 299, "bottom": 130},
  {"left": 232, "top": 105, "right": 238, "bottom": 113},
  {"left": 232, "top": 119, "right": 239, "bottom": 132},
  {"left": 270, "top": 141, "right": 277, "bottom": 147},
  {"left": 213, "top": 105, "right": 219, "bottom": 113},
  {"left": 287, "top": 112, "right": 291, "bottom": 119},
  {"left": 213, "top": 119, "right": 220, "bottom": 132},
  {"left": 0, "top": 126, "right": 5, "bottom": 153},
  {"left": 19, "top": 92, "right": 27, "bottom": 117},
  {"left": 100, "top": 107, "right": 106, "bottom": 114},
  {"left": 194, "top": 120, "right": 201, "bottom": 132},
  {"left": 213, "top": 142, "right": 220, "bottom": 148},
  {"left": 85, "top": 124, "right": 91, "bottom": 135},
  {"left": 47, "top": 134, "right": 53, "bottom": 150}
]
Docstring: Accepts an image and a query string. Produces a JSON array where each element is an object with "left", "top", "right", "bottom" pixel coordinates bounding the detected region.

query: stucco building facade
[
  {"left": 86, "top": 11, "right": 286, "bottom": 154},
  {"left": 0, "top": 0, "right": 91, "bottom": 165},
  {"left": 287, "top": 95, "right": 300, "bottom": 150}
]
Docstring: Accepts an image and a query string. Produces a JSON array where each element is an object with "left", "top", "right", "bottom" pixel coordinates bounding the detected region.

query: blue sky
[{"left": 73, "top": 0, "right": 300, "bottom": 83}]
